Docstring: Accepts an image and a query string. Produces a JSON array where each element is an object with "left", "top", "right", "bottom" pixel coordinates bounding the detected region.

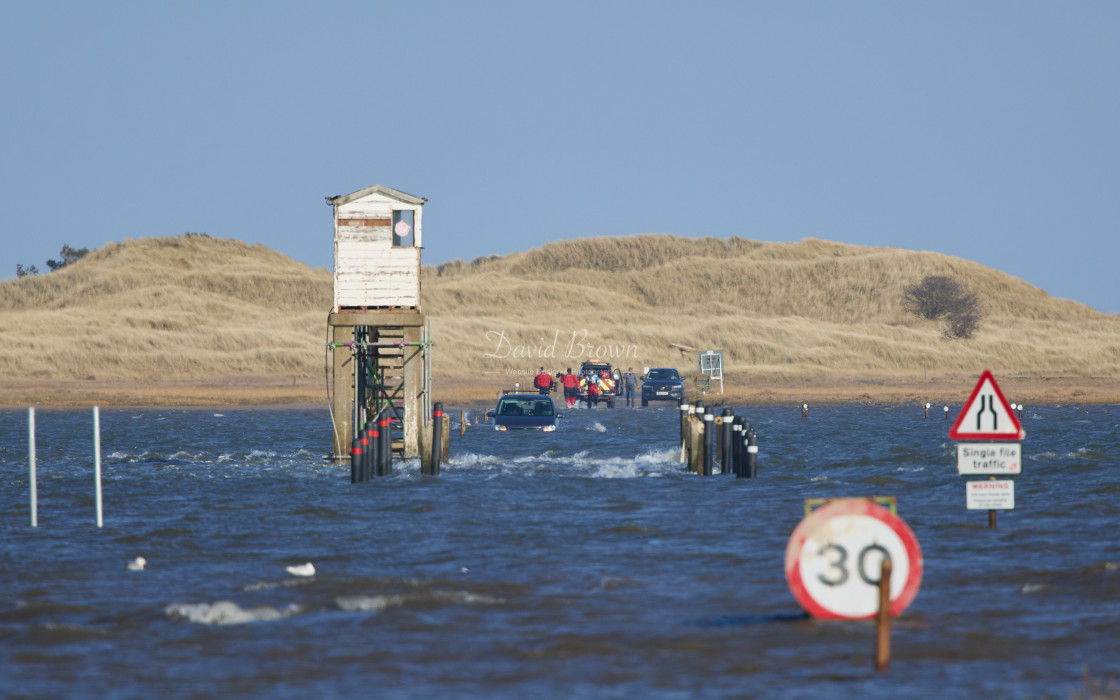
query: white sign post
[{"left": 950, "top": 371, "right": 1024, "bottom": 528}]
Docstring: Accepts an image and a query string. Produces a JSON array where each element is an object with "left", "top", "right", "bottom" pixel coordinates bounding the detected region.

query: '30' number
[{"left": 817, "top": 543, "right": 891, "bottom": 587}]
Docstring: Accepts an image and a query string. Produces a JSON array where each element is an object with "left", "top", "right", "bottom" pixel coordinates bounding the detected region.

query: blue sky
[{"left": 3, "top": 2, "right": 1117, "bottom": 312}]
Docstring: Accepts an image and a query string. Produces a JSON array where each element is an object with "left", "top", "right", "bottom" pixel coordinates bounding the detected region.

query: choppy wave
[
  {"left": 5, "top": 403, "right": 1120, "bottom": 700},
  {"left": 448, "top": 447, "right": 680, "bottom": 478},
  {"left": 335, "top": 590, "right": 502, "bottom": 613},
  {"left": 165, "top": 601, "right": 302, "bottom": 625}
]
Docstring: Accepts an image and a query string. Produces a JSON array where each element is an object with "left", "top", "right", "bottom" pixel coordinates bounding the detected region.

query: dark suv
[{"left": 641, "top": 367, "right": 684, "bottom": 406}]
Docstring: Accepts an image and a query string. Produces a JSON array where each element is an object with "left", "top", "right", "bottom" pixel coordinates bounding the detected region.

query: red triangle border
[{"left": 949, "top": 369, "right": 1025, "bottom": 441}]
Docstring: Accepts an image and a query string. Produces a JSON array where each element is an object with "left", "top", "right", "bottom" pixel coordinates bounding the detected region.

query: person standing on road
[
  {"left": 534, "top": 367, "right": 553, "bottom": 395},
  {"left": 585, "top": 372, "right": 601, "bottom": 409},
  {"left": 560, "top": 367, "right": 579, "bottom": 407},
  {"left": 623, "top": 367, "right": 638, "bottom": 407}
]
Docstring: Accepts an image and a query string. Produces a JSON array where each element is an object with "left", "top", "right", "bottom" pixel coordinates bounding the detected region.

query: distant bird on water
[
  {"left": 127, "top": 557, "right": 146, "bottom": 571},
  {"left": 285, "top": 562, "right": 316, "bottom": 577}
]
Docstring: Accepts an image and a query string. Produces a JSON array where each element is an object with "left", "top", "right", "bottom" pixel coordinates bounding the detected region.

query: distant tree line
[
  {"left": 903, "top": 275, "right": 981, "bottom": 339},
  {"left": 16, "top": 244, "right": 90, "bottom": 278}
]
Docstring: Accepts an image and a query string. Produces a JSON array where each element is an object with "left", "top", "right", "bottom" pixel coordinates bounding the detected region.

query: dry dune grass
[
  {"left": 0, "top": 236, "right": 331, "bottom": 388},
  {"left": 424, "top": 235, "right": 1118, "bottom": 386},
  {"left": 2, "top": 232, "right": 1119, "bottom": 406}
]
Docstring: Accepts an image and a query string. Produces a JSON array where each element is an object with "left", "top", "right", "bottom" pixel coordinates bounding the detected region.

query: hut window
[{"left": 392, "top": 210, "right": 415, "bottom": 247}]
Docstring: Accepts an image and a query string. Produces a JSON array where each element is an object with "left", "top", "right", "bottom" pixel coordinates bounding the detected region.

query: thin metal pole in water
[
  {"left": 94, "top": 406, "right": 102, "bottom": 528},
  {"left": 29, "top": 408, "right": 37, "bottom": 527}
]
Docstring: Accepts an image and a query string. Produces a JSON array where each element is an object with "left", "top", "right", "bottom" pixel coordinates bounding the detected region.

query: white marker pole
[
  {"left": 29, "top": 408, "right": 37, "bottom": 527},
  {"left": 94, "top": 406, "right": 103, "bottom": 528}
]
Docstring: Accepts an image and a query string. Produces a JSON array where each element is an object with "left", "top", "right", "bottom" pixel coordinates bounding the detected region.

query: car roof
[{"left": 497, "top": 393, "right": 553, "bottom": 401}]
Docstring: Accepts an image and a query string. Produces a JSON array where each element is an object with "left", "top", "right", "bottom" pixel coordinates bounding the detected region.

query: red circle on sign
[{"left": 784, "top": 499, "right": 922, "bottom": 620}]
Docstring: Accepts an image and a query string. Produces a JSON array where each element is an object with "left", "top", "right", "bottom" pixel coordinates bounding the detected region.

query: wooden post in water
[
  {"left": 875, "top": 557, "right": 893, "bottom": 672},
  {"left": 688, "top": 416, "right": 703, "bottom": 474},
  {"left": 440, "top": 414, "right": 450, "bottom": 463},
  {"left": 419, "top": 418, "right": 433, "bottom": 476},
  {"left": 460, "top": 409, "right": 466, "bottom": 438},
  {"left": 714, "top": 416, "right": 723, "bottom": 464}
]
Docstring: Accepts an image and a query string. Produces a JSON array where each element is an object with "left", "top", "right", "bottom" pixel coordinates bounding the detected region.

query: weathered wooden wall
[{"left": 333, "top": 190, "right": 423, "bottom": 310}]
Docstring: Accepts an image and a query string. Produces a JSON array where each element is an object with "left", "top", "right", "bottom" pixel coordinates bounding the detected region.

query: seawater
[{"left": 2, "top": 403, "right": 1119, "bottom": 699}]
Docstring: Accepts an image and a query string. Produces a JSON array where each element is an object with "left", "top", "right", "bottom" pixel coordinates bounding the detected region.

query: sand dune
[{"left": 2, "top": 233, "right": 1117, "bottom": 406}]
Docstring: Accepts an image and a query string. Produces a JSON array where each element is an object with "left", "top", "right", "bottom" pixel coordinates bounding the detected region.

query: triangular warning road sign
[{"left": 949, "top": 370, "right": 1025, "bottom": 441}]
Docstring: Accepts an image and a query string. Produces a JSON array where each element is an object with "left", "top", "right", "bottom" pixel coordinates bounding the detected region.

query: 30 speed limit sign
[{"left": 785, "top": 499, "right": 923, "bottom": 620}]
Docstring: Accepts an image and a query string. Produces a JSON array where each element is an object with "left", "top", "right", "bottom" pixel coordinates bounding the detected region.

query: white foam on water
[
  {"left": 429, "top": 590, "right": 503, "bottom": 605},
  {"left": 447, "top": 448, "right": 681, "bottom": 478},
  {"left": 335, "top": 594, "right": 406, "bottom": 612},
  {"left": 242, "top": 581, "right": 279, "bottom": 592},
  {"left": 165, "top": 601, "right": 302, "bottom": 625},
  {"left": 592, "top": 462, "right": 642, "bottom": 479},
  {"left": 1020, "top": 583, "right": 1048, "bottom": 594},
  {"left": 335, "top": 590, "right": 503, "bottom": 614},
  {"left": 449, "top": 452, "right": 508, "bottom": 469},
  {"left": 587, "top": 422, "right": 608, "bottom": 433}
]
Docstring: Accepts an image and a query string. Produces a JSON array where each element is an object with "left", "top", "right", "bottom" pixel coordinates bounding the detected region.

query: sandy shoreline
[{"left": 3, "top": 373, "right": 1120, "bottom": 410}]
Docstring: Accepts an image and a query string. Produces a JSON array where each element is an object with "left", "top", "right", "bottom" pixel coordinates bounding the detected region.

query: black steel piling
[{"left": 430, "top": 402, "right": 444, "bottom": 476}]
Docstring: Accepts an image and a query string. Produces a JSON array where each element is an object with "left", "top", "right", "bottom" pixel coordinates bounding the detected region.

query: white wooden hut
[{"left": 329, "top": 184, "right": 426, "bottom": 311}]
